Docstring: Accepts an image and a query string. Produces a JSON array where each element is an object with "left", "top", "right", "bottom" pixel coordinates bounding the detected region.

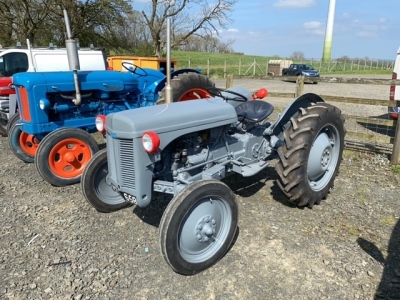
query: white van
[
  {"left": 389, "top": 47, "right": 400, "bottom": 119},
  {"left": 0, "top": 47, "right": 107, "bottom": 76}
]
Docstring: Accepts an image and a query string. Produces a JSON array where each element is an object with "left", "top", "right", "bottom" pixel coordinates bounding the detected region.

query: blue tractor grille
[{"left": 106, "top": 134, "right": 136, "bottom": 189}]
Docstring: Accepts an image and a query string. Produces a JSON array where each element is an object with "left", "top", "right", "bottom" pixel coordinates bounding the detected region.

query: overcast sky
[{"left": 135, "top": 0, "right": 400, "bottom": 60}]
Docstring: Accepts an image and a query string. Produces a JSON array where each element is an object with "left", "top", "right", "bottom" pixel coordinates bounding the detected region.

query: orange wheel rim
[
  {"left": 48, "top": 138, "right": 93, "bottom": 178},
  {"left": 178, "top": 88, "right": 211, "bottom": 101},
  {"left": 19, "top": 132, "right": 40, "bottom": 156}
]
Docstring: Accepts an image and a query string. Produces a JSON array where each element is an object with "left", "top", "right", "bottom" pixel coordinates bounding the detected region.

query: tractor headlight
[
  {"left": 95, "top": 115, "right": 107, "bottom": 133},
  {"left": 142, "top": 131, "right": 160, "bottom": 154},
  {"left": 39, "top": 99, "right": 50, "bottom": 110}
]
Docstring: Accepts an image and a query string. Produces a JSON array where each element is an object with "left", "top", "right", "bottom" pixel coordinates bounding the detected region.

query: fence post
[
  {"left": 295, "top": 76, "right": 305, "bottom": 97},
  {"left": 391, "top": 119, "right": 400, "bottom": 164},
  {"left": 253, "top": 59, "right": 256, "bottom": 75},
  {"left": 207, "top": 58, "right": 210, "bottom": 77},
  {"left": 239, "top": 58, "right": 242, "bottom": 75},
  {"left": 226, "top": 74, "right": 233, "bottom": 89},
  {"left": 224, "top": 58, "right": 227, "bottom": 78},
  {"left": 188, "top": 58, "right": 191, "bottom": 68}
]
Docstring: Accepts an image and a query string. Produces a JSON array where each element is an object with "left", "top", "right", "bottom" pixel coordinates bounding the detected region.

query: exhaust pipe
[
  {"left": 63, "top": 9, "right": 82, "bottom": 106},
  {"left": 165, "top": 18, "right": 172, "bottom": 104}
]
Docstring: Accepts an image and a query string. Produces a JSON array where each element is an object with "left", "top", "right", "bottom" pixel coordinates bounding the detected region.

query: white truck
[
  {"left": 389, "top": 47, "right": 400, "bottom": 119},
  {"left": 0, "top": 47, "right": 108, "bottom": 136}
]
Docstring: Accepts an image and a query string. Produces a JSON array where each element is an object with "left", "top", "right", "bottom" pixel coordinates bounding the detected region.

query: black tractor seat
[{"left": 234, "top": 100, "right": 274, "bottom": 124}]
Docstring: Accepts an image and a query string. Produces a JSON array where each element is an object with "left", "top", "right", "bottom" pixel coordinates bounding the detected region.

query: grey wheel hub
[
  {"left": 196, "top": 216, "right": 216, "bottom": 242},
  {"left": 307, "top": 125, "right": 340, "bottom": 191}
]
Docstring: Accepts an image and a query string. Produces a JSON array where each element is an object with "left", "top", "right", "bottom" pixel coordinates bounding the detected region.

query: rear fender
[
  {"left": 152, "top": 68, "right": 201, "bottom": 95},
  {"left": 268, "top": 93, "right": 324, "bottom": 136}
]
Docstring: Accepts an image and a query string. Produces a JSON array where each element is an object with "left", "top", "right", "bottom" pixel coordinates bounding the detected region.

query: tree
[
  {"left": 290, "top": 51, "right": 305, "bottom": 60},
  {"left": 141, "top": 0, "right": 237, "bottom": 57},
  {"left": 0, "top": 0, "right": 55, "bottom": 46}
]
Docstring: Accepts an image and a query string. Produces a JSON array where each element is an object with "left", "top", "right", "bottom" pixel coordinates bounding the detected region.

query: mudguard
[{"left": 268, "top": 93, "right": 325, "bottom": 136}]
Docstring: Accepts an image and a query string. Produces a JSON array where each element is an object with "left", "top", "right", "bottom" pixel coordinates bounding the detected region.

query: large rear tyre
[
  {"left": 276, "top": 103, "right": 345, "bottom": 208},
  {"left": 81, "top": 149, "right": 130, "bottom": 213},
  {"left": 0, "top": 115, "right": 8, "bottom": 137},
  {"left": 8, "top": 121, "right": 40, "bottom": 163},
  {"left": 159, "top": 180, "right": 238, "bottom": 275},
  {"left": 156, "top": 72, "right": 214, "bottom": 105},
  {"left": 6, "top": 112, "right": 20, "bottom": 136},
  {"left": 34, "top": 128, "right": 99, "bottom": 186}
]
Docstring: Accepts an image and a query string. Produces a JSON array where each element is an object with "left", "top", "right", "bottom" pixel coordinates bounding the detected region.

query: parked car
[
  {"left": 389, "top": 47, "right": 400, "bottom": 119},
  {"left": 282, "top": 63, "right": 320, "bottom": 83}
]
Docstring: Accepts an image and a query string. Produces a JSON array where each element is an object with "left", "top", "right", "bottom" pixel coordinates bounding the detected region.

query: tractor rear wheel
[
  {"left": 159, "top": 180, "right": 238, "bottom": 275},
  {"left": 34, "top": 128, "right": 99, "bottom": 186},
  {"left": 6, "top": 112, "right": 20, "bottom": 136},
  {"left": 275, "top": 103, "right": 345, "bottom": 208},
  {"left": 81, "top": 149, "right": 130, "bottom": 213},
  {"left": 156, "top": 72, "right": 214, "bottom": 105},
  {"left": 8, "top": 121, "right": 40, "bottom": 163},
  {"left": 0, "top": 115, "right": 8, "bottom": 137}
]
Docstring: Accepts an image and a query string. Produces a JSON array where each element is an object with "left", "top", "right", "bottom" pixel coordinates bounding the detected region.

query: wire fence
[{"left": 178, "top": 57, "right": 394, "bottom": 78}]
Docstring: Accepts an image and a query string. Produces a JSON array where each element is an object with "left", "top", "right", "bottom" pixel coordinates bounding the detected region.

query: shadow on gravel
[
  {"left": 357, "top": 218, "right": 400, "bottom": 299},
  {"left": 131, "top": 194, "right": 172, "bottom": 227},
  {"left": 225, "top": 167, "right": 296, "bottom": 209},
  {"left": 357, "top": 113, "right": 396, "bottom": 138}
]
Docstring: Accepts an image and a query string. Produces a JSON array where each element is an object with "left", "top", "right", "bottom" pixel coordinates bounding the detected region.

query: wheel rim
[
  {"left": 93, "top": 163, "right": 124, "bottom": 205},
  {"left": 178, "top": 88, "right": 211, "bottom": 101},
  {"left": 48, "top": 138, "right": 93, "bottom": 178},
  {"left": 19, "top": 132, "right": 40, "bottom": 156},
  {"left": 307, "top": 124, "right": 340, "bottom": 191},
  {"left": 178, "top": 196, "right": 232, "bottom": 263}
]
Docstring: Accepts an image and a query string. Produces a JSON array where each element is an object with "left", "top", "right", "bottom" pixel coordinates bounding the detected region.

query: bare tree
[
  {"left": 290, "top": 51, "right": 305, "bottom": 60},
  {"left": 141, "top": 0, "right": 237, "bottom": 57}
]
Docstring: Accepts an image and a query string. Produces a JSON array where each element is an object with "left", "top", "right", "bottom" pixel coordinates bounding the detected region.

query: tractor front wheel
[
  {"left": 34, "top": 128, "right": 99, "bottom": 186},
  {"left": 276, "top": 102, "right": 345, "bottom": 208},
  {"left": 156, "top": 72, "right": 214, "bottom": 105},
  {"left": 159, "top": 180, "right": 238, "bottom": 275},
  {"left": 8, "top": 120, "right": 40, "bottom": 163},
  {"left": 81, "top": 149, "right": 130, "bottom": 213}
]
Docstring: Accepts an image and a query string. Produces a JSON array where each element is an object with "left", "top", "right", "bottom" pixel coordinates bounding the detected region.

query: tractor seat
[{"left": 235, "top": 100, "right": 274, "bottom": 124}]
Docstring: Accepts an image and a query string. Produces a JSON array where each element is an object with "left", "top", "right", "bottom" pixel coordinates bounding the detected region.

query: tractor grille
[
  {"left": 119, "top": 139, "right": 136, "bottom": 188},
  {"left": 107, "top": 133, "right": 136, "bottom": 189},
  {"left": 106, "top": 134, "right": 116, "bottom": 178}
]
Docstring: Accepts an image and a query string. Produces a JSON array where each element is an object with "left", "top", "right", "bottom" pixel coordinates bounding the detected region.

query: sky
[{"left": 134, "top": 0, "right": 400, "bottom": 60}]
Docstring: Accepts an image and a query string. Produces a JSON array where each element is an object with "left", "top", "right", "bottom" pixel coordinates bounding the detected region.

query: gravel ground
[{"left": 1, "top": 76, "right": 400, "bottom": 300}]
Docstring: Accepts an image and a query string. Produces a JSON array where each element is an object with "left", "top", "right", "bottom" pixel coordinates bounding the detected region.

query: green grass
[
  {"left": 390, "top": 165, "right": 400, "bottom": 174},
  {"left": 171, "top": 50, "right": 392, "bottom": 78}
]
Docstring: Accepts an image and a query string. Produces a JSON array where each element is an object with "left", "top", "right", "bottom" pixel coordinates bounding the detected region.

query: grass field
[{"left": 171, "top": 50, "right": 393, "bottom": 78}]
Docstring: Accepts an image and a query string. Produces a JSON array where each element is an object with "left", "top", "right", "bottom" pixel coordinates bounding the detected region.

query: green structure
[{"left": 322, "top": 0, "right": 336, "bottom": 63}]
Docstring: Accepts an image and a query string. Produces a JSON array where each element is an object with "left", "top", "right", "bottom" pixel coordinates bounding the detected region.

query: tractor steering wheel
[
  {"left": 207, "top": 87, "right": 248, "bottom": 102},
  {"left": 122, "top": 62, "right": 148, "bottom": 76}
]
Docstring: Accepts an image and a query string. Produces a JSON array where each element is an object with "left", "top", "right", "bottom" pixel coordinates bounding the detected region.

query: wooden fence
[{"left": 225, "top": 75, "right": 400, "bottom": 165}]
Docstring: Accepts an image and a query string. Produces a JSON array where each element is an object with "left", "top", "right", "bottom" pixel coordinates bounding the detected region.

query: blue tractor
[{"left": 8, "top": 63, "right": 214, "bottom": 186}]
